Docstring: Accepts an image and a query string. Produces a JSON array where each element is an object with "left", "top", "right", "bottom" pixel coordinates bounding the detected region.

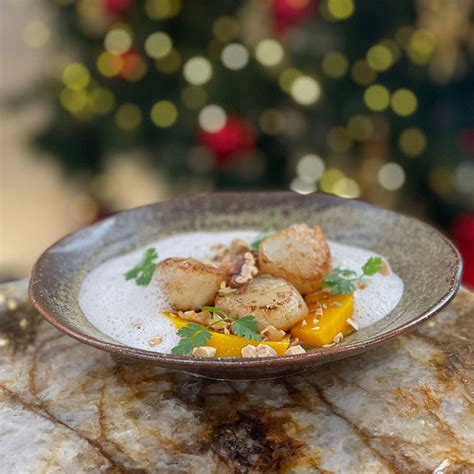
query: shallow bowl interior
[{"left": 29, "top": 192, "right": 462, "bottom": 380}]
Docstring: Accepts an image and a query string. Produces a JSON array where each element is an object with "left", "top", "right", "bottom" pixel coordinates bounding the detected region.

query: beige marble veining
[{"left": 0, "top": 281, "right": 472, "bottom": 473}]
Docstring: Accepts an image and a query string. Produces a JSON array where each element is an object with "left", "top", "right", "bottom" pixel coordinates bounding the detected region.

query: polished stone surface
[{"left": 0, "top": 281, "right": 472, "bottom": 473}]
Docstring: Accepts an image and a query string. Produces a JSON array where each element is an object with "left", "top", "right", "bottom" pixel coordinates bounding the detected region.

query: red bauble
[
  {"left": 199, "top": 116, "right": 256, "bottom": 168},
  {"left": 271, "top": 0, "right": 316, "bottom": 33},
  {"left": 452, "top": 213, "right": 474, "bottom": 290},
  {"left": 104, "top": 0, "right": 131, "bottom": 15}
]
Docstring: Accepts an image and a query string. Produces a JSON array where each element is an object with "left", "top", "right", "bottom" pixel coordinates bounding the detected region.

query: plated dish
[{"left": 29, "top": 192, "right": 462, "bottom": 380}]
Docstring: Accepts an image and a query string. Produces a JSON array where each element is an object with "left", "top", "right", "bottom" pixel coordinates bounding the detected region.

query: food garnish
[
  {"left": 322, "top": 256, "right": 383, "bottom": 294},
  {"left": 124, "top": 248, "right": 158, "bottom": 286},
  {"left": 171, "top": 322, "right": 212, "bottom": 355}
]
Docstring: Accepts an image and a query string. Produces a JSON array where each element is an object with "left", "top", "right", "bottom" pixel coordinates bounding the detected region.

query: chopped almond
[
  {"left": 180, "top": 310, "right": 211, "bottom": 325},
  {"left": 380, "top": 259, "right": 391, "bottom": 276},
  {"left": 192, "top": 346, "right": 217, "bottom": 357},
  {"left": 148, "top": 335, "right": 163, "bottom": 347},
  {"left": 255, "top": 344, "right": 277, "bottom": 357},
  {"left": 241, "top": 344, "right": 258, "bottom": 357},
  {"left": 284, "top": 345, "right": 306, "bottom": 355},
  {"left": 260, "top": 325, "right": 286, "bottom": 341}
]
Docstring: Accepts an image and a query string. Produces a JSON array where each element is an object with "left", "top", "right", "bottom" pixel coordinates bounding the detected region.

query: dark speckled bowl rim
[{"left": 29, "top": 192, "right": 463, "bottom": 374}]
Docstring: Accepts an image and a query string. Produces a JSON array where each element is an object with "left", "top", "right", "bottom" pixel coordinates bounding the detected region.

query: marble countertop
[{"left": 0, "top": 280, "right": 472, "bottom": 473}]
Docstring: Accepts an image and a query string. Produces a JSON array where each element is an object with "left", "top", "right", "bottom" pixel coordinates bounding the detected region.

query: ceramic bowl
[{"left": 29, "top": 192, "right": 462, "bottom": 380}]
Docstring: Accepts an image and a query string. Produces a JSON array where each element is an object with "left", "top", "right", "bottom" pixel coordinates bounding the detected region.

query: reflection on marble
[{"left": 0, "top": 281, "right": 472, "bottom": 473}]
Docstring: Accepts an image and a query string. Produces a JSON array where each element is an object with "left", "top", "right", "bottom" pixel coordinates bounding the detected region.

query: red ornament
[
  {"left": 452, "top": 212, "right": 474, "bottom": 290},
  {"left": 104, "top": 0, "right": 131, "bottom": 15},
  {"left": 271, "top": 0, "right": 316, "bottom": 34},
  {"left": 199, "top": 116, "right": 256, "bottom": 168}
]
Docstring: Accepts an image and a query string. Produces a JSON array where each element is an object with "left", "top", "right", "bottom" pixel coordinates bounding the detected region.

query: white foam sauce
[{"left": 79, "top": 231, "right": 404, "bottom": 353}]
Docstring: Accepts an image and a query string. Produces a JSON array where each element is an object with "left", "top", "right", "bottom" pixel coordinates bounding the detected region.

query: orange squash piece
[
  {"left": 290, "top": 291, "right": 354, "bottom": 346},
  {"left": 163, "top": 312, "right": 290, "bottom": 357}
]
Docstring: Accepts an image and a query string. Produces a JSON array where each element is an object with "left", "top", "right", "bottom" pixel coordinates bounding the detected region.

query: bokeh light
[
  {"left": 155, "top": 49, "right": 181, "bottom": 74},
  {"left": 391, "top": 88, "right": 417, "bottom": 116},
  {"left": 279, "top": 68, "right": 302, "bottom": 92},
  {"left": 151, "top": 100, "right": 178, "bottom": 127},
  {"left": 407, "top": 29, "right": 436, "bottom": 65},
  {"left": 183, "top": 56, "right": 212, "bottom": 85},
  {"left": 455, "top": 162, "right": 474, "bottom": 194},
  {"left": 429, "top": 167, "right": 455, "bottom": 195},
  {"left": 60, "top": 89, "right": 87, "bottom": 113},
  {"left": 332, "top": 177, "right": 360, "bottom": 198},
  {"left": 121, "top": 53, "right": 148, "bottom": 81},
  {"left": 198, "top": 105, "right": 226, "bottom": 132},
  {"left": 327, "top": 0, "right": 355, "bottom": 20},
  {"left": 213, "top": 16, "right": 239, "bottom": 42},
  {"left": 366, "top": 44, "right": 393, "bottom": 71},
  {"left": 181, "top": 86, "right": 207, "bottom": 110},
  {"left": 351, "top": 59, "right": 377, "bottom": 85},
  {"left": 145, "top": 32, "right": 172, "bottom": 59},
  {"left": 23, "top": 21, "right": 50, "bottom": 49},
  {"left": 322, "top": 52, "right": 349, "bottom": 78},
  {"left": 259, "top": 109, "right": 283, "bottom": 135},
  {"left": 320, "top": 168, "right": 344, "bottom": 193},
  {"left": 89, "top": 88, "right": 115, "bottom": 115},
  {"left": 290, "top": 177, "right": 317, "bottom": 194},
  {"left": 347, "top": 115, "right": 373, "bottom": 141},
  {"left": 364, "top": 84, "right": 390, "bottom": 111},
  {"left": 327, "top": 126, "right": 352, "bottom": 153},
  {"left": 221, "top": 43, "right": 249, "bottom": 70},
  {"left": 291, "top": 76, "right": 321, "bottom": 105},
  {"left": 399, "top": 127, "right": 427, "bottom": 157},
  {"left": 255, "top": 39, "right": 284, "bottom": 67},
  {"left": 115, "top": 103, "right": 142, "bottom": 131},
  {"left": 378, "top": 162, "right": 405, "bottom": 190},
  {"left": 104, "top": 28, "right": 132, "bottom": 55},
  {"left": 62, "top": 63, "right": 90, "bottom": 91},
  {"left": 296, "top": 154, "right": 325, "bottom": 182},
  {"left": 97, "top": 52, "right": 123, "bottom": 77},
  {"left": 145, "top": 0, "right": 181, "bottom": 20}
]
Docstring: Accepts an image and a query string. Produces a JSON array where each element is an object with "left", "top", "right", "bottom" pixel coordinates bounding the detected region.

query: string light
[
  {"left": 322, "top": 52, "right": 349, "bottom": 78},
  {"left": 327, "top": 0, "right": 355, "bottom": 20},
  {"left": 351, "top": 59, "right": 377, "bottom": 85},
  {"left": 279, "top": 68, "right": 302, "bottom": 92},
  {"left": 23, "top": 21, "right": 50, "bottom": 48},
  {"left": 347, "top": 115, "right": 373, "bottom": 141},
  {"left": 378, "top": 162, "right": 405, "bottom": 190},
  {"left": 259, "top": 109, "right": 283, "bottom": 135},
  {"left": 399, "top": 127, "right": 426, "bottom": 157},
  {"left": 255, "top": 39, "right": 284, "bottom": 67},
  {"left": 332, "top": 177, "right": 360, "bottom": 198},
  {"left": 221, "top": 43, "right": 249, "bottom": 70},
  {"left": 366, "top": 44, "right": 393, "bottom": 71},
  {"left": 145, "top": 0, "right": 181, "bottom": 20},
  {"left": 181, "top": 86, "right": 207, "bottom": 110},
  {"left": 104, "top": 28, "right": 132, "bottom": 55},
  {"left": 155, "top": 50, "right": 181, "bottom": 74},
  {"left": 327, "top": 126, "right": 352, "bottom": 153},
  {"left": 198, "top": 105, "right": 226, "bottom": 132},
  {"left": 429, "top": 167, "right": 455, "bottom": 195},
  {"left": 364, "top": 84, "right": 390, "bottom": 111},
  {"left": 320, "top": 168, "right": 344, "bottom": 193},
  {"left": 151, "top": 100, "right": 178, "bottom": 127},
  {"left": 121, "top": 54, "right": 148, "bottom": 81},
  {"left": 213, "top": 16, "right": 239, "bottom": 42},
  {"left": 145, "top": 32, "right": 172, "bottom": 59},
  {"left": 290, "top": 177, "right": 317, "bottom": 194},
  {"left": 407, "top": 29, "right": 436, "bottom": 65},
  {"left": 62, "top": 63, "right": 90, "bottom": 91},
  {"left": 391, "top": 88, "right": 417, "bottom": 116},
  {"left": 97, "top": 52, "right": 123, "bottom": 77},
  {"left": 115, "top": 103, "right": 142, "bottom": 131},
  {"left": 296, "top": 154, "right": 325, "bottom": 182},
  {"left": 183, "top": 56, "right": 212, "bottom": 85},
  {"left": 291, "top": 76, "right": 321, "bottom": 105}
]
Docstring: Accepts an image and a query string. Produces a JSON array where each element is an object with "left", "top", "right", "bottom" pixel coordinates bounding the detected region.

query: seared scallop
[
  {"left": 155, "top": 258, "right": 226, "bottom": 311},
  {"left": 258, "top": 224, "right": 331, "bottom": 295},
  {"left": 215, "top": 275, "right": 308, "bottom": 331}
]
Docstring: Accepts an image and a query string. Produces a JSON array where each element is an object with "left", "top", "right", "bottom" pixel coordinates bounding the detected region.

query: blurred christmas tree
[{"left": 24, "top": 0, "right": 473, "bottom": 224}]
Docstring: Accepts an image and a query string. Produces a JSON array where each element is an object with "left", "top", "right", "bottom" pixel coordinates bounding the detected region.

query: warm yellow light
[
  {"left": 399, "top": 127, "right": 426, "bottom": 157},
  {"left": 255, "top": 39, "right": 284, "bottom": 67},
  {"left": 327, "top": 0, "right": 355, "bottom": 20},
  {"left": 62, "top": 63, "right": 90, "bottom": 91},
  {"left": 89, "top": 88, "right": 115, "bottom": 115},
  {"left": 428, "top": 167, "right": 454, "bottom": 195},
  {"left": 290, "top": 177, "right": 317, "bottom": 195},
  {"left": 60, "top": 89, "right": 87, "bottom": 113},
  {"left": 97, "top": 52, "right": 123, "bottom": 77},
  {"left": 391, "top": 88, "right": 417, "bottom": 116},
  {"left": 322, "top": 51, "right": 349, "bottom": 78},
  {"left": 279, "top": 68, "right": 302, "bottom": 92},
  {"left": 221, "top": 43, "right": 249, "bottom": 70},
  {"left": 332, "top": 177, "right": 360, "bottom": 198},
  {"left": 296, "top": 154, "right": 325, "bottom": 182},
  {"left": 408, "top": 29, "right": 436, "bottom": 65},
  {"left": 122, "top": 54, "right": 148, "bottom": 82},
  {"left": 379, "top": 39, "right": 401, "bottom": 63},
  {"left": 199, "top": 105, "right": 226, "bottom": 132},
  {"left": 104, "top": 28, "right": 132, "bottom": 55},
  {"left": 259, "top": 109, "right": 283, "bottom": 135},
  {"left": 320, "top": 168, "right": 344, "bottom": 193},
  {"left": 115, "top": 103, "right": 142, "bottom": 131},
  {"left": 364, "top": 84, "right": 390, "bottom": 111},
  {"left": 291, "top": 76, "right": 321, "bottom": 105},
  {"left": 395, "top": 25, "right": 415, "bottom": 48},
  {"left": 350, "top": 59, "right": 377, "bottom": 85},
  {"left": 23, "top": 21, "right": 50, "bottom": 48},
  {"left": 327, "top": 126, "right": 352, "bottom": 153},
  {"left": 151, "top": 100, "right": 178, "bottom": 127},
  {"left": 366, "top": 44, "right": 393, "bottom": 71},
  {"left": 183, "top": 56, "right": 212, "bottom": 85},
  {"left": 145, "top": 0, "right": 181, "bottom": 19},
  {"left": 155, "top": 49, "right": 181, "bottom": 74},
  {"left": 213, "top": 16, "right": 239, "bottom": 42},
  {"left": 145, "top": 32, "right": 172, "bottom": 59},
  {"left": 181, "top": 86, "right": 207, "bottom": 110},
  {"left": 378, "top": 162, "right": 405, "bottom": 190},
  {"left": 347, "top": 115, "right": 373, "bottom": 141}
]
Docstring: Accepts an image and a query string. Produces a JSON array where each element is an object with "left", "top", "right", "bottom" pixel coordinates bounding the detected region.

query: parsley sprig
[
  {"left": 171, "top": 307, "right": 262, "bottom": 355},
  {"left": 124, "top": 248, "right": 158, "bottom": 286},
  {"left": 322, "top": 256, "right": 383, "bottom": 294}
]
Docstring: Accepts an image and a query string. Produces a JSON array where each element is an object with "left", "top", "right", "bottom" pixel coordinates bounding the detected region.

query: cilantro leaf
[
  {"left": 362, "top": 256, "right": 383, "bottom": 276},
  {"left": 231, "top": 316, "right": 262, "bottom": 341},
  {"left": 199, "top": 306, "right": 227, "bottom": 316},
  {"left": 124, "top": 248, "right": 158, "bottom": 286},
  {"left": 171, "top": 323, "right": 212, "bottom": 355}
]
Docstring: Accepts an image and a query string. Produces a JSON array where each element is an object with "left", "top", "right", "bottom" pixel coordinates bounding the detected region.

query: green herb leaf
[
  {"left": 124, "top": 248, "right": 158, "bottom": 286},
  {"left": 232, "top": 316, "right": 262, "bottom": 341},
  {"left": 171, "top": 323, "right": 212, "bottom": 355},
  {"left": 199, "top": 306, "right": 227, "bottom": 316},
  {"left": 362, "top": 256, "right": 383, "bottom": 276}
]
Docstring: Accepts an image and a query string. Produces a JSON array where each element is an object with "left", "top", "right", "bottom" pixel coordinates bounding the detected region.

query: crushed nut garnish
[
  {"left": 380, "top": 259, "right": 391, "bottom": 276},
  {"left": 208, "top": 313, "right": 231, "bottom": 332},
  {"left": 260, "top": 325, "right": 286, "bottom": 341},
  {"left": 290, "top": 337, "right": 300, "bottom": 346},
  {"left": 255, "top": 344, "right": 277, "bottom": 357},
  {"left": 333, "top": 332, "right": 344, "bottom": 344},
  {"left": 301, "top": 320, "right": 307, "bottom": 327},
  {"left": 241, "top": 344, "right": 258, "bottom": 357},
  {"left": 331, "top": 302, "right": 342, "bottom": 307},
  {"left": 148, "top": 335, "right": 163, "bottom": 347},
  {"left": 312, "top": 318, "right": 320, "bottom": 325},
  {"left": 233, "top": 252, "right": 259, "bottom": 286},
  {"left": 322, "top": 343, "right": 335, "bottom": 347},
  {"left": 357, "top": 281, "right": 368, "bottom": 290},
  {"left": 179, "top": 310, "right": 211, "bottom": 325},
  {"left": 311, "top": 326, "right": 321, "bottom": 331},
  {"left": 217, "top": 281, "right": 237, "bottom": 296},
  {"left": 230, "top": 238, "right": 250, "bottom": 255},
  {"left": 284, "top": 345, "right": 306, "bottom": 355},
  {"left": 192, "top": 346, "right": 217, "bottom": 357},
  {"left": 347, "top": 318, "right": 359, "bottom": 330}
]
